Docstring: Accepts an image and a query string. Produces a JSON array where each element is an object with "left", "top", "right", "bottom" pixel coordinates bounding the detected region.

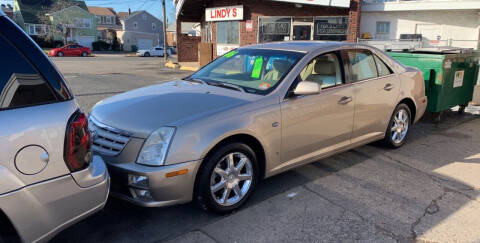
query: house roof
[
  {"left": 16, "top": 0, "right": 89, "bottom": 24},
  {"left": 88, "top": 6, "right": 116, "bottom": 16},
  {"left": 116, "top": 11, "right": 130, "bottom": 19}
]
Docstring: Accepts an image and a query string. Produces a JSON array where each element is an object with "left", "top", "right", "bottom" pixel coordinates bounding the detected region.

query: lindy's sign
[{"left": 206, "top": 5, "right": 244, "bottom": 22}]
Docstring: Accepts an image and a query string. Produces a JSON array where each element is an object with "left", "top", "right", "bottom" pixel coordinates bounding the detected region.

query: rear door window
[
  {"left": 346, "top": 49, "right": 378, "bottom": 82},
  {"left": 374, "top": 54, "right": 393, "bottom": 77},
  {"left": 0, "top": 34, "right": 57, "bottom": 110}
]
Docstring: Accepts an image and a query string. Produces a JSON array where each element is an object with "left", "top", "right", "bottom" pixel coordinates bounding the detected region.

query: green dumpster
[{"left": 387, "top": 51, "right": 479, "bottom": 120}]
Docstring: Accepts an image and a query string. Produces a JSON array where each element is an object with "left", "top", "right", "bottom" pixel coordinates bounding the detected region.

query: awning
[
  {"left": 270, "top": 0, "right": 350, "bottom": 8},
  {"left": 176, "top": 0, "right": 350, "bottom": 19}
]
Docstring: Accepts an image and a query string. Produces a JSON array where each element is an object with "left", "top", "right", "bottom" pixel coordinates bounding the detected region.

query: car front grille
[{"left": 88, "top": 116, "right": 131, "bottom": 157}]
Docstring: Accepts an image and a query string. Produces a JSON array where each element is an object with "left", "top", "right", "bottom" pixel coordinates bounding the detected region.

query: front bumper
[
  {"left": 107, "top": 160, "right": 202, "bottom": 207},
  {"left": 0, "top": 155, "right": 110, "bottom": 243}
]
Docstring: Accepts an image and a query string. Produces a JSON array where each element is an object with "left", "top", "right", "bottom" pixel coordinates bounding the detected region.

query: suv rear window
[{"left": 0, "top": 34, "right": 57, "bottom": 110}]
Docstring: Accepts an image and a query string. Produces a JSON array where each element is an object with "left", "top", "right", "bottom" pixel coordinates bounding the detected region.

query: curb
[{"left": 165, "top": 61, "right": 199, "bottom": 71}]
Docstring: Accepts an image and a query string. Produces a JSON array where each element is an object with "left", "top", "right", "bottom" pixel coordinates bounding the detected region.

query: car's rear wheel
[
  {"left": 383, "top": 103, "right": 411, "bottom": 148},
  {"left": 81, "top": 51, "right": 88, "bottom": 57},
  {"left": 195, "top": 142, "right": 258, "bottom": 214},
  {"left": 144, "top": 52, "right": 150, "bottom": 57},
  {"left": 57, "top": 51, "right": 64, "bottom": 57}
]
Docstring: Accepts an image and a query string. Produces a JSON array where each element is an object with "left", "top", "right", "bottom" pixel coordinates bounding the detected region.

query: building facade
[
  {"left": 116, "top": 10, "right": 164, "bottom": 51},
  {"left": 13, "top": 0, "right": 97, "bottom": 48},
  {"left": 360, "top": 0, "right": 480, "bottom": 50},
  {"left": 175, "top": 0, "right": 361, "bottom": 62},
  {"left": 88, "top": 6, "right": 122, "bottom": 43}
]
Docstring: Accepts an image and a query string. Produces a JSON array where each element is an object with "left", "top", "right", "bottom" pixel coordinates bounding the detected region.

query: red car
[{"left": 48, "top": 44, "right": 91, "bottom": 57}]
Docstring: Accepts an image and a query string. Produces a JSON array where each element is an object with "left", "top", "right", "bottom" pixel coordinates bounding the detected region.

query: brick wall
[
  {"left": 177, "top": 20, "right": 201, "bottom": 62},
  {"left": 177, "top": 0, "right": 361, "bottom": 61},
  {"left": 347, "top": 0, "right": 361, "bottom": 42}
]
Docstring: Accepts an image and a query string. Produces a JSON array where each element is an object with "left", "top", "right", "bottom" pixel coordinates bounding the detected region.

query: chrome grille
[{"left": 88, "top": 116, "right": 131, "bottom": 157}]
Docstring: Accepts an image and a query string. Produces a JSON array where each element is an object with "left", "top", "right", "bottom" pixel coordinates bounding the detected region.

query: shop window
[
  {"left": 259, "top": 17, "right": 291, "bottom": 43},
  {"left": 216, "top": 21, "right": 239, "bottom": 44},
  {"left": 314, "top": 17, "right": 348, "bottom": 41}
]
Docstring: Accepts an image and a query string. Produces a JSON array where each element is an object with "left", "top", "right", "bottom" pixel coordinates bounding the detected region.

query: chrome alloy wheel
[
  {"left": 210, "top": 152, "right": 253, "bottom": 207},
  {"left": 391, "top": 108, "right": 409, "bottom": 144}
]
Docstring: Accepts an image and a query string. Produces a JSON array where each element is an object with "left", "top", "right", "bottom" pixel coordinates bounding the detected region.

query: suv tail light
[{"left": 64, "top": 111, "right": 92, "bottom": 172}]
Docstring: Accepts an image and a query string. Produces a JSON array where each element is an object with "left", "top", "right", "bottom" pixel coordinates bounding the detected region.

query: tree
[{"left": 36, "top": 0, "right": 78, "bottom": 45}]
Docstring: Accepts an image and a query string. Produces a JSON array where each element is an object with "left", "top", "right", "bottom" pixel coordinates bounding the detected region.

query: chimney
[{"left": 128, "top": 8, "right": 131, "bottom": 15}]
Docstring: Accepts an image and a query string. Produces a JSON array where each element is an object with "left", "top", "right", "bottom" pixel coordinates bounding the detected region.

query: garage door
[
  {"left": 137, "top": 39, "right": 153, "bottom": 50},
  {"left": 76, "top": 36, "right": 95, "bottom": 49}
]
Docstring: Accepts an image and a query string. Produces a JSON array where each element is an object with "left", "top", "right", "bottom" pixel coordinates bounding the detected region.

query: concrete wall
[{"left": 360, "top": 10, "right": 480, "bottom": 49}]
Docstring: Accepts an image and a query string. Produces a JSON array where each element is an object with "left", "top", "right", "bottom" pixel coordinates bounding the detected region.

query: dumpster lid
[{"left": 406, "top": 47, "right": 475, "bottom": 54}]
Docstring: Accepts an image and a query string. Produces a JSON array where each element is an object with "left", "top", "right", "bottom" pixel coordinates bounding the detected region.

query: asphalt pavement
[{"left": 50, "top": 55, "right": 480, "bottom": 243}]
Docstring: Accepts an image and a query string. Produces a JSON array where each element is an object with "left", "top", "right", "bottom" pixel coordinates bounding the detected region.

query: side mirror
[{"left": 294, "top": 81, "right": 320, "bottom": 96}]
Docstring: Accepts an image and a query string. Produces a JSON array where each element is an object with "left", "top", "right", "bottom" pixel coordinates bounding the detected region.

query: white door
[
  {"left": 137, "top": 39, "right": 153, "bottom": 50},
  {"left": 76, "top": 36, "right": 95, "bottom": 48}
]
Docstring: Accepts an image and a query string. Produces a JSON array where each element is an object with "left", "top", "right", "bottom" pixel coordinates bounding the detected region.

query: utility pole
[{"left": 162, "top": 0, "right": 168, "bottom": 61}]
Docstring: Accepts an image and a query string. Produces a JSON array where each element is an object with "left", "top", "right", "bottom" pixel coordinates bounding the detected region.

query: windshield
[{"left": 190, "top": 49, "right": 305, "bottom": 94}]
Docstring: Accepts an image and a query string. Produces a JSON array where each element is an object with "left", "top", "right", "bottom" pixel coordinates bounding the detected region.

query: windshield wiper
[
  {"left": 207, "top": 81, "right": 245, "bottom": 93},
  {"left": 182, "top": 77, "right": 206, "bottom": 84}
]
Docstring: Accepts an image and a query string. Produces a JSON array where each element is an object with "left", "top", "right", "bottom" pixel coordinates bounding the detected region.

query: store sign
[
  {"left": 206, "top": 5, "right": 244, "bottom": 22},
  {"left": 270, "top": 0, "right": 350, "bottom": 8},
  {"left": 217, "top": 44, "right": 239, "bottom": 56},
  {"left": 315, "top": 22, "right": 348, "bottom": 35}
]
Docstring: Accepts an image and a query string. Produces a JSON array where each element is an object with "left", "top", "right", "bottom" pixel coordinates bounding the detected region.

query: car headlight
[{"left": 136, "top": 127, "right": 175, "bottom": 166}]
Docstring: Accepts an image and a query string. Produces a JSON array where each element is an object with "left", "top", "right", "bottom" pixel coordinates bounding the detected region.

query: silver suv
[{"left": 0, "top": 11, "right": 109, "bottom": 243}]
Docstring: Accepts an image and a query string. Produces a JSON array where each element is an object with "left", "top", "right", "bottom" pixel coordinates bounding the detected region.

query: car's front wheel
[
  {"left": 195, "top": 142, "right": 259, "bottom": 214},
  {"left": 82, "top": 51, "right": 88, "bottom": 57},
  {"left": 57, "top": 51, "right": 64, "bottom": 57},
  {"left": 144, "top": 52, "right": 150, "bottom": 57},
  {"left": 383, "top": 103, "right": 411, "bottom": 148}
]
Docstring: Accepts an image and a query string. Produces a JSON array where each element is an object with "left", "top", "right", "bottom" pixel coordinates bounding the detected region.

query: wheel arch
[
  {"left": 0, "top": 209, "right": 21, "bottom": 242},
  {"left": 398, "top": 97, "right": 417, "bottom": 124},
  {"left": 199, "top": 133, "right": 267, "bottom": 180}
]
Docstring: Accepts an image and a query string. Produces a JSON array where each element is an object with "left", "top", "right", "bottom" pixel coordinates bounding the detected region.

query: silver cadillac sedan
[{"left": 90, "top": 41, "right": 427, "bottom": 213}]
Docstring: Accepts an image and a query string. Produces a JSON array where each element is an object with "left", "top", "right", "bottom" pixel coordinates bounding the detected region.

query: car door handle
[
  {"left": 384, "top": 83, "right": 394, "bottom": 91},
  {"left": 338, "top": 96, "right": 353, "bottom": 105}
]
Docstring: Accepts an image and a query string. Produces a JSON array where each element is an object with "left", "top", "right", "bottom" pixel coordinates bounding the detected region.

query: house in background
[
  {"left": 13, "top": 0, "right": 97, "bottom": 48},
  {"left": 47, "top": 5, "right": 97, "bottom": 48},
  {"left": 88, "top": 6, "right": 122, "bottom": 44},
  {"left": 360, "top": 0, "right": 480, "bottom": 50},
  {"left": 116, "top": 10, "right": 164, "bottom": 51},
  {"left": 1, "top": 4, "right": 13, "bottom": 19}
]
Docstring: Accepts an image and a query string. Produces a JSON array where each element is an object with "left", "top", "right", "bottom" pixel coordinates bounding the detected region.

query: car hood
[{"left": 91, "top": 80, "right": 259, "bottom": 138}]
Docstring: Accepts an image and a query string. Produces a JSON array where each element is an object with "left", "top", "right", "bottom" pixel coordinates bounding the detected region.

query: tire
[
  {"left": 382, "top": 103, "right": 411, "bottom": 148},
  {"left": 81, "top": 52, "right": 88, "bottom": 57},
  {"left": 144, "top": 52, "right": 150, "bottom": 57},
  {"left": 57, "top": 51, "right": 64, "bottom": 57},
  {"left": 195, "top": 142, "right": 259, "bottom": 214},
  {"left": 458, "top": 105, "right": 467, "bottom": 115}
]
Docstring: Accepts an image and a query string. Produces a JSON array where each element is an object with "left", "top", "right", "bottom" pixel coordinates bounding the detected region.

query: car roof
[{"left": 240, "top": 41, "right": 354, "bottom": 53}]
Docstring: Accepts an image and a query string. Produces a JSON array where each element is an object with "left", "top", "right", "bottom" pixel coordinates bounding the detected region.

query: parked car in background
[
  {"left": 136, "top": 45, "right": 172, "bottom": 57},
  {"left": 48, "top": 44, "right": 92, "bottom": 57},
  {"left": 90, "top": 41, "right": 427, "bottom": 214},
  {"left": 0, "top": 12, "right": 109, "bottom": 243}
]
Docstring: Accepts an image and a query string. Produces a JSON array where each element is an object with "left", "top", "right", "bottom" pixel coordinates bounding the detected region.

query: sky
[{"left": 0, "top": 0, "right": 176, "bottom": 25}]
